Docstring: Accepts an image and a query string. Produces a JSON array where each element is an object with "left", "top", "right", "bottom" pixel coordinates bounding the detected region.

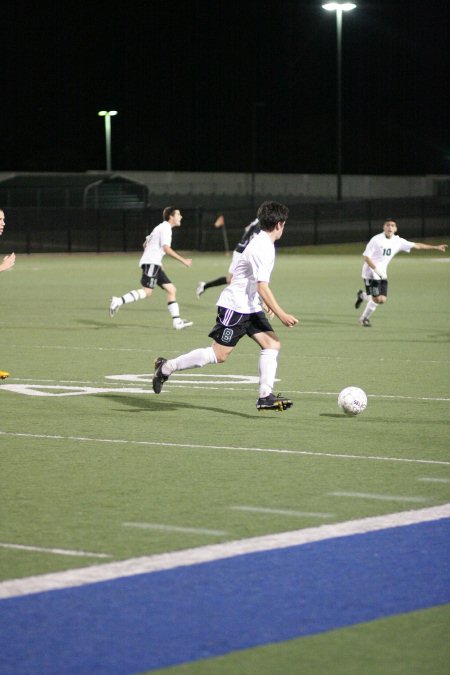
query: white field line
[
  {"left": 1, "top": 430, "right": 449, "bottom": 466},
  {"left": 0, "top": 543, "right": 111, "bottom": 558},
  {"left": 418, "top": 477, "right": 450, "bottom": 484},
  {"left": 0, "top": 504, "right": 448, "bottom": 600},
  {"left": 122, "top": 522, "right": 228, "bottom": 536},
  {"left": 329, "top": 491, "right": 430, "bottom": 503},
  {"left": 1, "top": 380, "right": 449, "bottom": 401},
  {"left": 230, "top": 506, "right": 333, "bottom": 519},
  {"left": 0, "top": 380, "right": 450, "bottom": 401}
]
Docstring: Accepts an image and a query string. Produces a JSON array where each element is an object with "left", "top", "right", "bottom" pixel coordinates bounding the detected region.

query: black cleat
[
  {"left": 355, "top": 290, "right": 364, "bottom": 309},
  {"left": 358, "top": 317, "right": 371, "bottom": 327},
  {"left": 256, "top": 392, "right": 293, "bottom": 412},
  {"left": 152, "top": 357, "right": 169, "bottom": 394}
]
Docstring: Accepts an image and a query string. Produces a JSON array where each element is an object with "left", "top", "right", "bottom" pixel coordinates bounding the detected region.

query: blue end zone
[{"left": 1, "top": 519, "right": 449, "bottom": 674}]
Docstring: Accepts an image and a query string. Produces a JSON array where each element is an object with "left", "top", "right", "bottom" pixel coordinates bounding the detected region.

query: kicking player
[
  {"left": 152, "top": 201, "right": 298, "bottom": 411},
  {"left": 355, "top": 217, "right": 447, "bottom": 326},
  {"left": 109, "top": 206, "right": 193, "bottom": 330}
]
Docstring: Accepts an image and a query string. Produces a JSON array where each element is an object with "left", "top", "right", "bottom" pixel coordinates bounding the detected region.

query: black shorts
[
  {"left": 364, "top": 278, "right": 388, "bottom": 298},
  {"left": 208, "top": 307, "right": 274, "bottom": 347},
  {"left": 140, "top": 264, "right": 171, "bottom": 290}
]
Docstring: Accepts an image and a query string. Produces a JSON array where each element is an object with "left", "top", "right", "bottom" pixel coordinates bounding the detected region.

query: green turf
[
  {"left": 0, "top": 244, "right": 449, "bottom": 671},
  {"left": 149, "top": 605, "right": 450, "bottom": 675}
]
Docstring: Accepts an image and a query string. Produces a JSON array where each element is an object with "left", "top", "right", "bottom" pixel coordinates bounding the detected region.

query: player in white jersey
[
  {"left": 109, "top": 207, "right": 193, "bottom": 330},
  {"left": 152, "top": 201, "right": 298, "bottom": 411},
  {"left": 196, "top": 219, "right": 260, "bottom": 298},
  {"left": 355, "top": 218, "right": 447, "bottom": 326}
]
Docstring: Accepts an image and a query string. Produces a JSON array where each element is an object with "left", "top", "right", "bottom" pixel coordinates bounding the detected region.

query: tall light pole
[
  {"left": 98, "top": 110, "right": 118, "bottom": 171},
  {"left": 322, "top": 3, "right": 356, "bottom": 201}
]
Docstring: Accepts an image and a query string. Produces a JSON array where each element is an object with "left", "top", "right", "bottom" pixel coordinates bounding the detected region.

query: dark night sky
[{"left": 2, "top": 0, "right": 449, "bottom": 175}]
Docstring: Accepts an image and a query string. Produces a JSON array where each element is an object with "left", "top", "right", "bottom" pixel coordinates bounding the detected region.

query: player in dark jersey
[{"left": 196, "top": 219, "right": 260, "bottom": 298}]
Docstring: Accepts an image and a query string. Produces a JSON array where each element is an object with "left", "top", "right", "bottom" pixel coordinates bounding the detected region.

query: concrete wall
[{"left": 104, "top": 170, "right": 449, "bottom": 200}]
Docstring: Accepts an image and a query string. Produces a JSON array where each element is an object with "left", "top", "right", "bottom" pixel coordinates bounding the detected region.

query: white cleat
[
  {"left": 196, "top": 281, "right": 205, "bottom": 299},
  {"left": 173, "top": 319, "right": 193, "bottom": 330},
  {"left": 109, "top": 296, "right": 122, "bottom": 318}
]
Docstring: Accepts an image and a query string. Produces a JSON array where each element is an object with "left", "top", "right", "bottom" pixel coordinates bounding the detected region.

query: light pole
[
  {"left": 322, "top": 3, "right": 356, "bottom": 201},
  {"left": 98, "top": 110, "right": 118, "bottom": 171}
]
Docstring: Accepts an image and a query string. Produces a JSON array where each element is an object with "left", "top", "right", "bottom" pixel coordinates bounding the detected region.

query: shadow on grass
[{"left": 100, "top": 394, "right": 261, "bottom": 420}]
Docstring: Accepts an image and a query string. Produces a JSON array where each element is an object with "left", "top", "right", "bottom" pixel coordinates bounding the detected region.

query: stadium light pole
[
  {"left": 98, "top": 110, "right": 118, "bottom": 171},
  {"left": 322, "top": 3, "right": 356, "bottom": 201}
]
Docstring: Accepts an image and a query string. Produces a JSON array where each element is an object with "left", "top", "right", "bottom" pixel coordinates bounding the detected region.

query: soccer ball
[{"left": 338, "top": 386, "right": 367, "bottom": 416}]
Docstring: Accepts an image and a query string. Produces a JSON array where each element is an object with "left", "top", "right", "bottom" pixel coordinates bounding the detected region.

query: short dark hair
[
  {"left": 163, "top": 206, "right": 179, "bottom": 221},
  {"left": 384, "top": 217, "right": 397, "bottom": 225},
  {"left": 256, "top": 201, "right": 289, "bottom": 231}
]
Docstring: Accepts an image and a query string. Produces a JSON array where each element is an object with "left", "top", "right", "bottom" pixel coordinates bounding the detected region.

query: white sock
[
  {"left": 168, "top": 301, "right": 180, "bottom": 320},
  {"left": 361, "top": 299, "right": 378, "bottom": 320},
  {"left": 258, "top": 348, "right": 279, "bottom": 398},
  {"left": 362, "top": 291, "right": 369, "bottom": 302},
  {"left": 121, "top": 289, "right": 146, "bottom": 304},
  {"left": 163, "top": 347, "right": 217, "bottom": 375}
]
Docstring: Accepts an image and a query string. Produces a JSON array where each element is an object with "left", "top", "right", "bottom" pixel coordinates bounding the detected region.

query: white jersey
[
  {"left": 362, "top": 232, "right": 415, "bottom": 279},
  {"left": 228, "top": 218, "right": 260, "bottom": 275},
  {"left": 217, "top": 230, "right": 275, "bottom": 313},
  {"left": 139, "top": 221, "right": 172, "bottom": 267}
]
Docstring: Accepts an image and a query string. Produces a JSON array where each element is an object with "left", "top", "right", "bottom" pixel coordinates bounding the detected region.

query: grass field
[{"left": 1, "top": 242, "right": 449, "bottom": 674}]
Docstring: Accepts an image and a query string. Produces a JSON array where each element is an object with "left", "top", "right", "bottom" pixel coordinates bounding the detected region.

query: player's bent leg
[{"left": 212, "top": 342, "right": 234, "bottom": 364}]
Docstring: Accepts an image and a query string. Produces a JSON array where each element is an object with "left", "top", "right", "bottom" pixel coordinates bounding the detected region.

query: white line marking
[
  {"left": 1, "top": 380, "right": 448, "bottom": 401},
  {"left": 122, "top": 522, "right": 228, "bottom": 536},
  {"left": 329, "top": 491, "right": 431, "bottom": 503},
  {"left": 0, "top": 543, "right": 111, "bottom": 558},
  {"left": 230, "top": 506, "right": 333, "bottom": 519},
  {"left": 418, "top": 477, "right": 450, "bottom": 484},
  {"left": 0, "top": 504, "right": 448, "bottom": 599},
  {"left": 0, "top": 431, "right": 449, "bottom": 466}
]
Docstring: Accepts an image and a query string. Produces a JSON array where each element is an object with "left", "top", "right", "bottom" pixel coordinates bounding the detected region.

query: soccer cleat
[
  {"left": 173, "top": 319, "right": 193, "bottom": 330},
  {"left": 152, "top": 357, "right": 169, "bottom": 394},
  {"left": 358, "top": 317, "right": 371, "bottom": 327},
  {"left": 256, "top": 392, "right": 293, "bottom": 412},
  {"left": 0, "top": 370, "right": 11, "bottom": 379},
  {"left": 109, "top": 296, "right": 122, "bottom": 318},
  {"left": 196, "top": 281, "right": 206, "bottom": 299},
  {"left": 355, "top": 289, "right": 364, "bottom": 309}
]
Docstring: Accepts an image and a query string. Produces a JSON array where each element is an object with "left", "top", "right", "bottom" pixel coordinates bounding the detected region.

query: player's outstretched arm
[{"left": 413, "top": 243, "right": 448, "bottom": 252}]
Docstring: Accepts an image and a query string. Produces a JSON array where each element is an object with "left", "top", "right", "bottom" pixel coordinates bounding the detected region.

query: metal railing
[{"left": 2, "top": 197, "right": 448, "bottom": 254}]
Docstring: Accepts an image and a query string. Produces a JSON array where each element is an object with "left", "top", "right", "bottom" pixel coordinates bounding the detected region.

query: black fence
[{"left": 2, "top": 197, "right": 448, "bottom": 254}]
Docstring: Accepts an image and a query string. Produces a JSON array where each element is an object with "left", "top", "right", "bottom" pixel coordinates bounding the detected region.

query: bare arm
[
  {"left": 257, "top": 281, "right": 298, "bottom": 327},
  {"left": 162, "top": 244, "right": 192, "bottom": 267},
  {"left": 413, "top": 243, "right": 448, "bottom": 252},
  {"left": 363, "top": 255, "right": 377, "bottom": 271},
  {"left": 0, "top": 253, "right": 15, "bottom": 272}
]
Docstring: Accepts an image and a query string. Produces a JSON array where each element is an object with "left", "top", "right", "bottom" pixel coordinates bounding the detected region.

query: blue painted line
[{"left": 1, "top": 519, "right": 449, "bottom": 674}]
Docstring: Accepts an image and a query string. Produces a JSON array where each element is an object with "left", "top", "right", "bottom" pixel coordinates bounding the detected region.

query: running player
[
  {"left": 355, "top": 218, "right": 447, "bottom": 326},
  {"left": 109, "top": 206, "right": 193, "bottom": 330},
  {"left": 152, "top": 201, "right": 298, "bottom": 411}
]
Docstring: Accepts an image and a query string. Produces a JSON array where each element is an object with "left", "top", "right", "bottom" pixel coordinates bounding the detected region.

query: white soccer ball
[{"left": 338, "top": 386, "right": 367, "bottom": 416}]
